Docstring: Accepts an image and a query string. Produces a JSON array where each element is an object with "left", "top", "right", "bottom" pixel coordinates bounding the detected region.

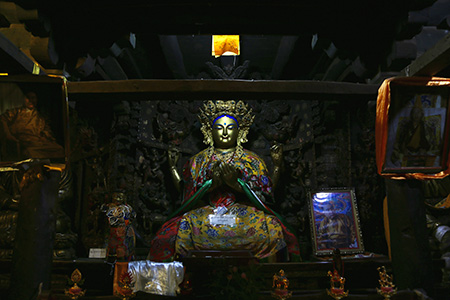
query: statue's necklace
[{"left": 215, "top": 149, "right": 235, "bottom": 163}]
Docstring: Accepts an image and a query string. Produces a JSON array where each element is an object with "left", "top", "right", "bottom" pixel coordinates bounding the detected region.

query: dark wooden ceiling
[{"left": 2, "top": 0, "right": 449, "bottom": 83}]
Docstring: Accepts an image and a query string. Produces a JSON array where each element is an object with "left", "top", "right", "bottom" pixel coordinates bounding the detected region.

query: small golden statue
[
  {"left": 326, "top": 269, "right": 349, "bottom": 300},
  {"left": 65, "top": 269, "right": 86, "bottom": 299},
  {"left": 376, "top": 266, "right": 397, "bottom": 299},
  {"left": 114, "top": 271, "right": 136, "bottom": 300},
  {"left": 271, "top": 269, "right": 292, "bottom": 300}
]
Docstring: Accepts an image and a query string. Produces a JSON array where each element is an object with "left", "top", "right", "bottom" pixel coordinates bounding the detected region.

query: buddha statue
[{"left": 148, "top": 100, "right": 300, "bottom": 261}]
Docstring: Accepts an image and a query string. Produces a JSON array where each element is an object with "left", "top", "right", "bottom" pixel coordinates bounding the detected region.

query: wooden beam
[
  {"left": 400, "top": 32, "right": 450, "bottom": 77},
  {"left": 0, "top": 73, "right": 63, "bottom": 84},
  {"left": 97, "top": 56, "right": 128, "bottom": 80},
  {"left": 0, "top": 32, "right": 44, "bottom": 75},
  {"left": 9, "top": 165, "right": 60, "bottom": 299},
  {"left": 159, "top": 36, "right": 187, "bottom": 79},
  {"left": 271, "top": 36, "right": 298, "bottom": 80},
  {"left": 67, "top": 79, "right": 379, "bottom": 101}
]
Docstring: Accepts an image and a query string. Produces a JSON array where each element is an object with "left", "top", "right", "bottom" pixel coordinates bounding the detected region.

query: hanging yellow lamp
[{"left": 212, "top": 35, "right": 240, "bottom": 58}]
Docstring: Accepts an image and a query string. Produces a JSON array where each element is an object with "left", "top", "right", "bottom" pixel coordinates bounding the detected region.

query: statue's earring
[
  {"left": 236, "top": 130, "right": 245, "bottom": 158},
  {"left": 207, "top": 133, "right": 214, "bottom": 157}
]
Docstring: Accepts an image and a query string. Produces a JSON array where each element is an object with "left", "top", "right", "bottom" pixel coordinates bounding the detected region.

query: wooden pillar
[
  {"left": 8, "top": 163, "right": 60, "bottom": 300},
  {"left": 385, "top": 178, "right": 434, "bottom": 293}
]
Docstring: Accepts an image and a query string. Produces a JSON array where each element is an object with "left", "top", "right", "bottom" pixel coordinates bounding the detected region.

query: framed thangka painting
[
  {"left": 0, "top": 74, "right": 68, "bottom": 163},
  {"left": 308, "top": 188, "right": 364, "bottom": 256},
  {"left": 378, "top": 78, "right": 450, "bottom": 175}
]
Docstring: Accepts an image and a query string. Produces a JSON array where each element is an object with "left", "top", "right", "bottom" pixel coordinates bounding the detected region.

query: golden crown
[{"left": 199, "top": 100, "right": 254, "bottom": 129}]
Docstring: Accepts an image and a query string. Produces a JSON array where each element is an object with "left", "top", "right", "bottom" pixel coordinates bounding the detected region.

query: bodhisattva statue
[{"left": 147, "top": 100, "right": 300, "bottom": 261}]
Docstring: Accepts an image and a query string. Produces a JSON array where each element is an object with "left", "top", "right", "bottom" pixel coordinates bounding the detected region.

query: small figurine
[
  {"left": 103, "top": 191, "right": 136, "bottom": 261},
  {"left": 376, "top": 266, "right": 397, "bottom": 299},
  {"left": 114, "top": 271, "right": 136, "bottom": 300},
  {"left": 271, "top": 269, "right": 292, "bottom": 300},
  {"left": 179, "top": 272, "right": 193, "bottom": 296},
  {"left": 65, "top": 269, "right": 86, "bottom": 299},
  {"left": 326, "top": 269, "right": 349, "bottom": 300}
]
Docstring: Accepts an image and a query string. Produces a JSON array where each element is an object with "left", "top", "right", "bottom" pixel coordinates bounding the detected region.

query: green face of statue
[{"left": 212, "top": 115, "right": 239, "bottom": 149}]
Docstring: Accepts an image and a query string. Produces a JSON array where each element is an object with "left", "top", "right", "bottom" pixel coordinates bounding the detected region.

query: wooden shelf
[
  {"left": 1, "top": 257, "right": 448, "bottom": 299},
  {"left": 67, "top": 79, "right": 379, "bottom": 102}
]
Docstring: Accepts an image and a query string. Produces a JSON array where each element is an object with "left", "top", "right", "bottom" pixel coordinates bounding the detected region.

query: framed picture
[
  {"left": 0, "top": 74, "right": 68, "bottom": 163},
  {"left": 382, "top": 83, "right": 450, "bottom": 174},
  {"left": 308, "top": 188, "right": 364, "bottom": 256}
]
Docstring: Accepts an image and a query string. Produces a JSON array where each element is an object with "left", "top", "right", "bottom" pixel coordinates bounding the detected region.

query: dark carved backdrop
[{"left": 69, "top": 98, "right": 386, "bottom": 259}]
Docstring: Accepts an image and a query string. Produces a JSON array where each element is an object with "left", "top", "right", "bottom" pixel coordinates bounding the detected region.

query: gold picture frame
[
  {"left": 376, "top": 77, "right": 450, "bottom": 179},
  {"left": 308, "top": 188, "right": 364, "bottom": 256},
  {"left": 0, "top": 74, "right": 68, "bottom": 164},
  {"left": 382, "top": 84, "right": 450, "bottom": 174}
]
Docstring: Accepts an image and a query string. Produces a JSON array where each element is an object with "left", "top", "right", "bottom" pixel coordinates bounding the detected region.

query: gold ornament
[
  {"left": 376, "top": 266, "right": 397, "bottom": 299},
  {"left": 326, "top": 269, "right": 349, "bottom": 300},
  {"left": 199, "top": 100, "right": 254, "bottom": 158},
  {"left": 114, "top": 271, "right": 136, "bottom": 300},
  {"left": 271, "top": 269, "right": 292, "bottom": 300},
  {"left": 65, "top": 269, "right": 86, "bottom": 299}
]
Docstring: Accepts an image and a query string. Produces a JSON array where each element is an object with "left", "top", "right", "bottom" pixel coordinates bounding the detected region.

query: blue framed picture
[{"left": 308, "top": 188, "right": 364, "bottom": 256}]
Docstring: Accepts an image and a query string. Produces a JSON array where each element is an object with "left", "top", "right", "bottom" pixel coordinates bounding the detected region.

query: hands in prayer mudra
[{"left": 148, "top": 100, "right": 300, "bottom": 262}]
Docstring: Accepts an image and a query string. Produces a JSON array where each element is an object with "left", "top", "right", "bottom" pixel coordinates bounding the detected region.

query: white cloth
[{"left": 127, "top": 260, "right": 184, "bottom": 296}]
